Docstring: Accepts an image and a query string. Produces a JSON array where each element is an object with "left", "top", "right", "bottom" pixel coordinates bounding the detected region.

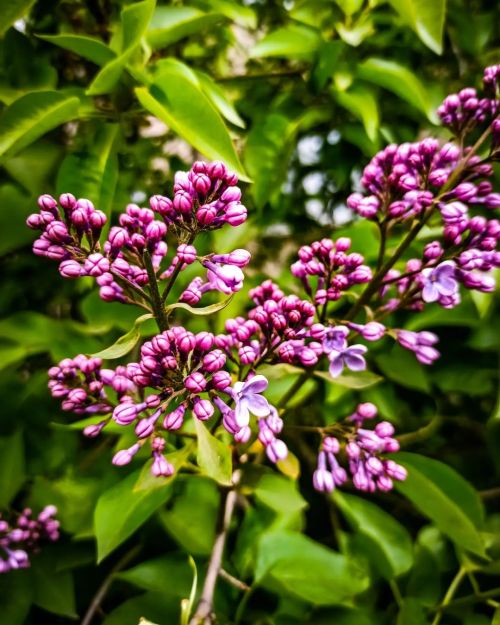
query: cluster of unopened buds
[
  {"left": 28, "top": 67, "right": 499, "bottom": 498},
  {"left": 0, "top": 506, "right": 59, "bottom": 573},
  {"left": 313, "top": 403, "right": 407, "bottom": 494}
]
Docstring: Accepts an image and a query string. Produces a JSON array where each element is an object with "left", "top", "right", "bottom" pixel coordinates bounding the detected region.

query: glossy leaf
[
  {"left": 31, "top": 551, "right": 77, "bottom": 618},
  {"left": 94, "top": 467, "right": 175, "bottom": 562},
  {"left": 250, "top": 24, "right": 321, "bottom": 61},
  {"left": 101, "top": 592, "right": 178, "bottom": 625},
  {"left": 87, "top": 0, "right": 155, "bottom": 95},
  {"left": 334, "top": 85, "right": 379, "bottom": 141},
  {"left": 389, "top": 0, "right": 446, "bottom": 54},
  {"left": 255, "top": 530, "right": 370, "bottom": 605},
  {"left": 118, "top": 554, "right": 193, "bottom": 596},
  {"left": 135, "top": 81, "right": 248, "bottom": 180},
  {"left": 195, "top": 70, "right": 246, "bottom": 128},
  {"left": 0, "top": 0, "right": 36, "bottom": 37},
  {"left": 164, "top": 295, "right": 234, "bottom": 317},
  {"left": 0, "top": 429, "right": 25, "bottom": 507},
  {"left": 91, "top": 313, "right": 153, "bottom": 359},
  {"left": 315, "top": 369, "right": 383, "bottom": 389},
  {"left": 335, "top": 492, "right": 413, "bottom": 578},
  {"left": 395, "top": 452, "right": 486, "bottom": 557},
  {"left": 376, "top": 349, "right": 430, "bottom": 392},
  {"left": 194, "top": 419, "right": 232, "bottom": 485},
  {"left": 357, "top": 58, "right": 438, "bottom": 122},
  {"left": 0, "top": 91, "right": 80, "bottom": 157},
  {"left": 0, "top": 571, "right": 34, "bottom": 625},
  {"left": 396, "top": 599, "right": 429, "bottom": 625},
  {"left": 147, "top": 6, "right": 225, "bottom": 49},
  {"left": 37, "top": 34, "right": 115, "bottom": 66},
  {"left": 56, "top": 122, "right": 119, "bottom": 223}
]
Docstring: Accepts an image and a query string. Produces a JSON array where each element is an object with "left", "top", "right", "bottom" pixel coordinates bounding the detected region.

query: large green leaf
[
  {"left": 31, "top": 551, "right": 77, "bottom": 618},
  {"left": 101, "top": 592, "right": 178, "bottom": 625},
  {"left": 0, "top": 91, "right": 80, "bottom": 156},
  {"left": 195, "top": 70, "right": 246, "bottom": 128},
  {"left": 136, "top": 76, "right": 247, "bottom": 180},
  {"left": 192, "top": 0, "right": 257, "bottom": 28},
  {"left": 94, "top": 467, "right": 176, "bottom": 562},
  {"left": 0, "top": 429, "right": 25, "bottom": 507},
  {"left": 87, "top": 0, "right": 155, "bottom": 95},
  {"left": 0, "top": 0, "right": 36, "bottom": 37},
  {"left": 37, "top": 34, "right": 115, "bottom": 66},
  {"left": 194, "top": 419, "right": 232, "bottom": 485},
  {"left": 147, "top": 6, "right": 225, "bottom": 49},
  {"left": 250, "top": 24, "right": 321, "bottom": 61},
  {"left": 357, "top": 58, "right": 438, "bottom": 122},
  {"left": 0, "top": 570, "right": 34, "bottom": 625},
  {"left": 335, "top": 492, "right": 413, "bottom": 578},
  {"left": 91, "top": 314, "right": 153, "bottom": 359},
  {"left": 164, "top": 295, "right": 234, "bottom": 317},
  {"left": 315, "top": 369, "right": 383, "bottom": 389},
  {"left": 389, "top": 0, "right": 446, "bottom": 55},
  {"left": 255, "top": 530, "right": 370, "bottom": 605},
  {"left": 56, "top": 122, "right": 119, "bottom": 224},
  {"left": 0, "top": 184, "right": 36, "bottom": 255},
  {"left": 334, "top": 84, "right": 379, "bottom": 141},
  {"left": 376, "top": 348, "right": 430, "bottom": 392},
  {"left": 395, "top": 452, "right": 486, "bottom": 557},
  {"left": 118, "top": 554, "right": 192, "bottom": 596}
]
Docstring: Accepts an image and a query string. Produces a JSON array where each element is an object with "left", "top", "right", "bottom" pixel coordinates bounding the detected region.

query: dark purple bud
[{"left": 185, "top": 372, "right": 207, "bottom": 393}]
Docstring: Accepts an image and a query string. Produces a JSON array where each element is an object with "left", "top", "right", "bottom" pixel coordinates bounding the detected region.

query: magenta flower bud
[
  {"left": 211, "top": 370, "right": 232, "bottom": 390},
  {"left": 185, "top": 372, "right": 207, "bottom": 393},
  {"left": 192, "top": 160, "right": 208, "bottom": 174},
  {"left": 173, "top": 190, "right": 193, "bottom": 213},
  {"left": 211, "top": 249, "right": 251, "bottom": 268},
  {"left": 195, "top": 331, "right": 215, "bottom": 351},
  {"left": 375, "top": 421, "right": 395, "bottom": 437},
  {"left": 59, "top": 259, "right": 83, "bottom": 278},
  {"left": 46, "top": 221, "right": 70, "bottom": 243},
  {"left": 71, "top": 208, "right": 89, "bottom": 228},
  {"left": 151, "top": 436, "right": 165, "bottom": 452},
  {"left": 346, "top": 441, "right": 361, "bottom": 460},
  {"left": 453, "top": 182, "right": 476, "bottom": 201},
  {"left": 424, "top": 241, "right": 443, "bottom": 260},
  {"left": 202, "top": 349, "right": 226, "bottom": 372},
  {"left": 365, "top": 456, "right": 384, "bottom": 475},
  {"left": 221, "top": 187, "right": 241, "bottom": 203},
  {"left": 299, "top": 347, "right": 318, "bottom": 366},
  {"left": 266, "top": 438, "right": 288, "bottom": 463},
  {"left": 151, "top": 452, "right": 174, "bottom": 477},
  {"left": 323, "top": 436, "right": 340, "bottom": 454},
  {"left": 177, "top": 332, "right": 196, "bottom": 353},
  {"left": 349, "top": 265, "right": 372, "bottom": 283},
  {"left": 193, "top": 173, "right": 211, "bottom": 195},
  {"left": 357, "top": 403, "right": 378, "bottom": 420},
  {"left": 59, "top": 193, "right": 76, "bottom": 210},
  {"left": 112, "top": 443, "right": 140, "bottom": 466},
  {"left": 163, "top": 404, "right": 186, "bottom": 430},
  {"left": 225, "top": 203, "right": 247, "bottom": 226},
  {"left": 83, "top": 421, "right": 107, "bottom": 438},
  {"left": 113, "top": 402, "right": 139, "bottom": 425},
  {"left": 208, "top": 160, "right": 227, "bottom": 178},
  {"left": 383, "top": 438, "right": 400, "bottom": 452},
  {"left": 145, "top": 220, "right": 167, "bottom": 241},
  {"left": 26, "top": 214, "right": 44, "bottom": 229},
  {"left": 234, "top": 426, "right": 251, "bottom": 443},
  {"left": 38, "top": 194, "right": 58, "bottom": 211},
  {"left": 150, "top": 194, "right": 174, "bottom": 216},
  {"left": 177, "top": 244, "right": 197, "bottom": 264},
  {"left": 238, "top": 345, "right": 258, "bottom": 365},
  {"left": 384, "top": 460, "right": 407, "bottom": 481},
  {"left": 193, "top": 397, "right": 214, "bottom": 420},
  {"left": 196, "top": 205, "right": 217, "bottom": 225},
  {"left": 46, "top": 245, "right": 67, "bottom": 260},
  {"left": 89, "top": 210, "right": 107, "bottom": 231},
  {"left": 84, "top": 253, "right": 110, "bottom": 277}
]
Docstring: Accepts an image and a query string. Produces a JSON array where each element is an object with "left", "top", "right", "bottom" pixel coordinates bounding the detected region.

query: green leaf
[
  {"left": 0, "top": 570, "right": 34, "bottom": 625},
  {"left": 159, "top": 477, "right": 219, "bottom": 555},
  {"left": 389, "top": 0, "right": 446, "bottom": 55},
  {"left": 136, "top": 79, "right": 248, "bottom": 180},
  {"left": 376, "top": 348, "right": 430, "bottom": 392},
  {"left": 397, "top": 598, "right": 429, "bottom": 625},
  {"left": 254, "top": 473, "right": 308, "bottom": 520},
  {"left": 334, "top": 85, "right": 379, "bottom": 141},
  {"left": 335, "top": 492, "right": 413, "bottom": 578},
  {"left": 56, "top": 122, "right": 119, "bottom": 223},
  {"left": 31, "top": 551, "right": 77, "bottom": 618},
  {"left": 0, "top": 429, "right": 25, "bottom": 507},
  {"left": 335, "top": 14, "right": 374, "bottom": 47},
  {"left": 255, "top": 530, "right": 370, "bottom": 605},
  {"left": 180, "top": 557, "right": 197, "bottom": 625},
  {"left": 91, "top": 313, "right": 153, "bottom": 359},
  {"left": 394, "top": 452, "right": 486, "bottom": 557},
  {"left": 195, "top": 70, "right": 245, "bottom": 128},
  {"left": 0, "top": 183, "right": 36, "bottom": 255},
  {"left": 194, "top": 419, "right": 232, "bottom": 485},
  {"left": 101, "top": 592, "right": 178, "bottom": 625},
  {"left": 147, "top": 6, "right": 225, "bottom": 49},
  {"left": 0, "top": 0, "right": 36, "bottom": 37},
  {"left": 87, "top": 0, "right": 155, "bottom": 95},
  {"left": 315, "top": 369, "right": 383, "bottom": 389},
  {"left": 192, "top": 0, "right": 257, "bottom": 28},
  {"left": 118, "top": 554, "right": 193, "bottom": 596},
  {"left": 357, "top": 58, "right": 438, "bottom": 123},
  {"left": 250, "top": 24, "right": 321, "bottom": 61},
  {"left": 37, "top": 34, "right": 116, "bottom": 66},
  {"left": 0, "top": 91, "right": 80, "bottom": 156},
  {"left": 94, "top": 467, "right": 175, "bottom": 562},
  {"left": 164, "top": 295, "right": 234, "bottom": 317},
  {"left": 494, "top": 607, "right": 500, "bottom": 625}
]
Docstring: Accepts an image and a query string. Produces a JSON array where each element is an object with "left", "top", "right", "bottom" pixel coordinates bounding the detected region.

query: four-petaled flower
[
  {"left": 232, "top": 375, "right": 271, "bottom": 427},
  {"left": 323, "top": 325, "right": 368, "bottom": 378},
  {"left": 420, "top": 261, "right": 458, "bottom": 303}
]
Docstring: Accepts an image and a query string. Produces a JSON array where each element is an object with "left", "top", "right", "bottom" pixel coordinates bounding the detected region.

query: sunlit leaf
[
  {"left": 194, "top": 419, "right": 232, "bottom": 485},
  {"left": 195, "top": 70, "right": 246, "bottom": 128},
  {"left": 334, "top": 84, "right": 379, "bottom": 141},
  {"left": 250, "top": 24, "right": 321, "bottom": 61},
  {"left": 0, "top": 0, "right": 36, "bottom": 37},
  {"left": 147, "top": 6, "right": 225, "bottom": 49},
  {"left": 37, "top": 34, "right": 116, "bottom": 66},
  {"left": 389, "top": 0, "right": 446, "bottom": 54},
  {"left": 0, "top": 91, "right": 80, "bottom": 156},
  {"left": 164, "top": 295, "right": 234, "bottom": 317},
  {"left": 91, "top": 313, "right": 153, "bottom": 359},
  {"left": 315, "top": 369, "right": 383, "bottom": 389}
]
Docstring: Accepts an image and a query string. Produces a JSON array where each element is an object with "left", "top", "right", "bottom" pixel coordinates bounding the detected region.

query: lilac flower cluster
[
  {"left": 27, "top": 161, "right": 249, "bottom": 305},
  {"left": 291, "top": 237, "right": 372, "bottom": 305},
  {"left": 0, "top": 506, "right": 59, "bottom": 573},
  {"left": 313, "top": 404, "right": 406, "bottom": 494}
]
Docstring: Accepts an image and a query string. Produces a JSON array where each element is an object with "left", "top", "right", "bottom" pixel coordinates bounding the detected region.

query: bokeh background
[{"left": 0, "top": 1, "right": 499, "bottom": 624}]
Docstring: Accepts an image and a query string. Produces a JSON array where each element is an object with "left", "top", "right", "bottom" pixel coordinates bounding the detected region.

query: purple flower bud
[
  {"left": 202, "top": 349, "right": 226, "bottom": 372},
  {"left": 211, "top": 370, "right": 232, "bottom": 390},
  {"left": 375, "top": 421, "right": 395, "bottom": 438},
  {"left": 173, "top": 190, "right": 193, "bottom": 214},
  {"left": 151, "top": 452, "right": 174, "bottom": 477},
  {"left": 177, "top": 244, "right": 197, "bottom": 264},
  {"left": 225, "top": 203, "right": 247, "bottom": 226},
  {"left": 84, "top": 253, "right": 110, "bottom": 277},
  {"left": 83, "top": 421, "right": 107, "bottom": 438},
  {"left": 193, "top": 397, "right": 214, "bottom": 420},
  {"left": 211, "top": 249, "right": 251, "bottom": 268},
  {"left": 185, "top": 372, "right": 207, "bottom": 393},
  {"left": 266, "top": 438, "right": 288, "bottom": 463},
  {"left": 38, "top": 194, "right": 58, "bottom": 211},
  {"left": 112, "top": 443, "right": 140, "bottom": 466},
  {"left": 59, "top": 260, "right": 84, "bottom": 278},
  {"left": 163, "top": 404, "right": 186, "bottom": 430},
  {"left": 113, "top": 402, "right": 140, "bottom": 425}
]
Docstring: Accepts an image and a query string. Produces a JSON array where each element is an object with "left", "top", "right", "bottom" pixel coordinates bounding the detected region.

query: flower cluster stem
[{"left": 143, "top": 250, "right": 169, "bottom": 331}]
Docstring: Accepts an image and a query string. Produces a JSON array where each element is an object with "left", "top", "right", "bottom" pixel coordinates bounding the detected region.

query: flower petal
[
  {"left": 344, "top": 353, "right": 366, "bottom": 372},
  {"left": 247, "top": 393, "right": 271, "bottom": 417},
  {"left": 328, "top": 355, "right": 344, "bottom": 378},
  {"left": 243, "top": 374, "right": 269, "bottom": 394},
  {"left": 422, "top": 282, "right": 439, "bottom": 302},
  {"left": 234, "top": 399, "right": 250, "bottom": 428}
]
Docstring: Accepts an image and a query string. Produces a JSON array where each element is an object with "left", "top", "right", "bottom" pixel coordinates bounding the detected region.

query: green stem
[
  {"left": 397, "top": 415, "right": 443, "bottom": 447},
  {"left": 143, "top": 250, "right": 169, "bottom": 331},
  {"left": 161, "top": 233, "right": 196, "bottom": 304},
  {"left": 431, "top": 566, "right": 467, "bottom": 625}
]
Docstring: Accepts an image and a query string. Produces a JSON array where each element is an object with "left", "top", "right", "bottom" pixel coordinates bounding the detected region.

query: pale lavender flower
[
  {"left": 420, "top": 261, "right": 459, "bottom": 303},
  {"left": 232, "top": 375, "right": 271, "bottom": 428},
  {"left": 328, "top": 344, "right": 368, "bottom": 378}
]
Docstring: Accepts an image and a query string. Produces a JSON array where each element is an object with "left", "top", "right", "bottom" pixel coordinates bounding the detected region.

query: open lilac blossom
[
  {"left": 322, "top": 325, "right": 349, "bottom": 352},
  {"left": 420, "top": 261, "right": 459, "bottom": 303},
  {"left": 232, "top": 375, "right": 271, "bottom": 428},
  {"left": 328, "top": 344, "right": 368, "bottom": 378}
]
